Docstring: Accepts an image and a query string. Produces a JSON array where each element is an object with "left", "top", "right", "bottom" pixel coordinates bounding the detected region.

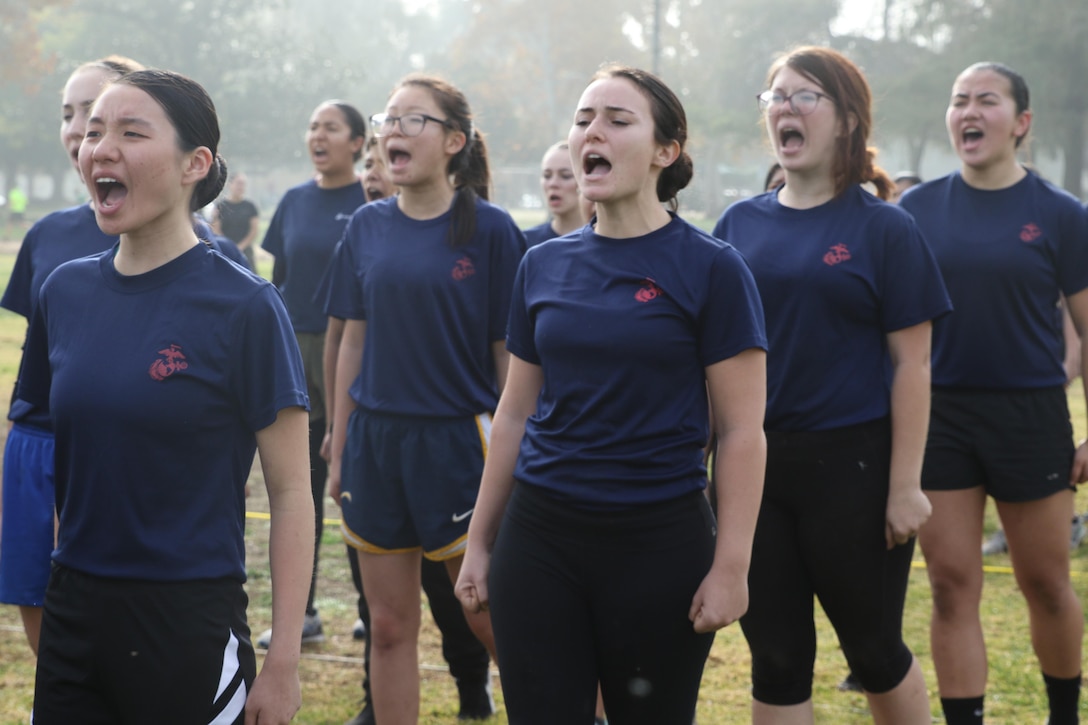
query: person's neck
[
  {"left": 961, "top": 158, "right": 1027, "bottom": 191},
  {"left": 593, "top": 195, "right": 671, "bottom": 240},
  {"left": 114, "top": 209, "right": 200, "bottom": 276},
  {"left": 316, "top": 169, "right": 358, "bottom": 189},
  {"left": 397, "top": 179, "right": 457, "bottom": 221},
  {"left": 551, "top": 209, "right": 584, "bottom": 236},
  {"left": 777, "top": 169, "right": 837, "bottom": 209}
]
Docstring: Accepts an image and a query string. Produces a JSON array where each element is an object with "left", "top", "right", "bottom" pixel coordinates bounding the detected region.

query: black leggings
[
  {"left": 740, "top": 418, "right": 915, "bottom": 705},
  {"left": 489, "top": 483, "right": 716, "bottom": 725}
]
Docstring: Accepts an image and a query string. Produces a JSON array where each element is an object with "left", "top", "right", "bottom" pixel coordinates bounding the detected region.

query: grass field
[{"left": 0, "top": 236, "right": 1085, "bottom": 724}]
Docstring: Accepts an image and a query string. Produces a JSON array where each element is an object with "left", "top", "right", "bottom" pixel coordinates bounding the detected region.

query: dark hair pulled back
[
  {"left": 591, "top": 64, "right": 693, "bottom": 211},
  {"left": 113, "top": 69, "right": 226, "bottom": 211}
]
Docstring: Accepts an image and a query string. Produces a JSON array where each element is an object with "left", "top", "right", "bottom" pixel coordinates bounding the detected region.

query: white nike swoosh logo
[
  {"left": 451, "top": 508, "right": 474, "bottom": 523},
  {"left": 340, "top": 492, "right": 352, "bottom": 503}
]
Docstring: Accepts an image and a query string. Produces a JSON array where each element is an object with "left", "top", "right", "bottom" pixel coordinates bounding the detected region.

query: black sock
[
  {"left": 1044, "top": 672, "right": 1081, "bottom": 725},
  {"left": 941, "top": 695, "right": 984, "bottom": 725}
]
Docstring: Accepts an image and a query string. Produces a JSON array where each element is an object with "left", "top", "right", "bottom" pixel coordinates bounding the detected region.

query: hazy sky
[{"left": 831, "top": 0, "right": 884, "bottom": 36}]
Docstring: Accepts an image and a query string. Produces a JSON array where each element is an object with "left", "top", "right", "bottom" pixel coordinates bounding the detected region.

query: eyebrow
[
  {"left": 952, "top": 90, "right": 1000, "bottom": 100},
  {"left": 87, "top": 116, "right": 153, "bottom": 127},
  {"left": 576, "top": 105, "right": 636, "bottom": 115}
]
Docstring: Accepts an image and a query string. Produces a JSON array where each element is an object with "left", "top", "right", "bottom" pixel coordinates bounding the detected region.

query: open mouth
[
  {"left": 779, "top": 127, "right": 804, "bottom": 150},
  {"left": 311, "top": 147, "right": 328, "bottom": 162},
  {"left": 94, "top": 176, "right": 128, "bottom": 212},
  {"left": 962, "top": 127, "right": 984, "bottom": 144},
  {"left": 365, "top": 186, "right": 386, "bottom": 200},
  {"left": 387, "top": 149, "right": 411, "bottom": 169},
  {"left": 583, "top": 153, "right": 611, "bottom": 178}
]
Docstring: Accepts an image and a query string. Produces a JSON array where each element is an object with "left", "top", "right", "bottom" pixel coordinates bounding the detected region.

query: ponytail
[
  {"left": 863, "top": 148, "right": 894, "bottom": 201},
  {"left": 393, "top": 74, "right": 490, "bottom": 250},
  {"left": 449, "top": 128, "right": 492, "bottom": 249}
]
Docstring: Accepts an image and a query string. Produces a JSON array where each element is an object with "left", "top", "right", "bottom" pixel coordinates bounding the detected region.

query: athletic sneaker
[
  {"left": 255, "top": 612, "right": 325, "bottom": 649},
  {"left": 344, "top": 701, "right": 375, "bottom": 725},
  {"left": 1071, "top": 513, "right": 1087, "bottom": 549},
  {"left": 456, "top": 676, "right": 496, "bottom": 720},
  {"left": 981, "top": 528, "right": 1008, "bottom": 556},
  {"left": 352, "top": 617, "right": 367, "bottom": 640}
]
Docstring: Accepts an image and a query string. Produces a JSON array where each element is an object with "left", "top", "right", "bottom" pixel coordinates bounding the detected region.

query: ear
[
  {"left": 349, "top": 134, "right": 365, "bottom": 158},
  {"left": 182, "top": 146, "right": 213, "bottom": 186},
  {"left": 1013, "top": 108, "right": 1033, "bottom": 144},
  {"left": 444, "top": 129, "right": 468, "bottom": 157},
  {"left": 653, "top": 139, "right": 681, "bottom": 170},
  {"left": 839, "top": 111, "right": 859, "bottom": 137}
]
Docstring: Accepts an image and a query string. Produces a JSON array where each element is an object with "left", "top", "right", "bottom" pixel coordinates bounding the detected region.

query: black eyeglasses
[
  {"left": 369, "top": 112, "right": 453, "bottom": 138},
  {"left": 756, "top": 90, "right": 832, "bottom": 116}
]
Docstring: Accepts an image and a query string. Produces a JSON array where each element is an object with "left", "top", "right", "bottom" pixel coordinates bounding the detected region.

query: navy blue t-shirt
[
  {"left": 715, "top": 185, "right": 951, "bottom": 431},
  {"left": 2, "top": 205, "right": 248, "bottom": 427},
  {"left": 523, "top": 220, "right": 558, "bottom": 248},
  {"left": 262, "top": 179, "right": 366, "bottom": 334},
  {"left": 901, "top": 172, "right": 1088, "bottom": 389},
  {"left": 507, "top": 215, "right": 767, "bottom": 509},
  {"left": 325, "top": 196, "right": 524, "bottom": 417},
  {"left": 18, "top": 243, "right": 308, "bottom": 582},
  {"left": 2, "top": 204, "right": 114, "bottom": 428}
]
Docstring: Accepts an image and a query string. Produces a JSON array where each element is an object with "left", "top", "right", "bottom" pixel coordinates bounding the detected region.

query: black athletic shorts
[
  {"left": 33, "top": 564, "right": 255, "bottom": 725},
  {"left": 922, "top": 386, "right": 1075, "bottom": 502}
]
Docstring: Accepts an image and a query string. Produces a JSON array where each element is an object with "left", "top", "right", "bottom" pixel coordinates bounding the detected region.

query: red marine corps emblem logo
[
  {"left": 823, "top": 243, "right": 851, "bottom": 266},
  {"left": 1020, "top": 223, "right": 1042, "bottom": 243},
  {"left": 635, "top": 278, "right": 663, "bottom": 302},
  {"left": 149, "top": 344, "right": 189, "bottom": 381},
  {"left": 452, "top": 256, "right": 476, "bottom": 280}
]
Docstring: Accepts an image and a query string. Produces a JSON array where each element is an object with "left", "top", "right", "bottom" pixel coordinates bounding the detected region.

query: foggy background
[{"left": 2, "top": 0, "right": 1085, "bottom": 218}]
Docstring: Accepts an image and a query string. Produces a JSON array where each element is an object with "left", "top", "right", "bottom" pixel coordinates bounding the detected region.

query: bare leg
[
  {"left": 752, "top": 699, "right": 814, "bottom": 725},
  {"left": 360, "top": 549, "right": 423, "bottom": 725},
  {"left": 918, "top": 487, "right": 988, "bottom": 698},
  {"left": 19, "top": 605, "right": 42, "bottom": 655},
  {"left": 998, "top": 490, "right": 1082, "bottom": 678},
  {"left": 865, "top": 656, "right": 931, "bottom": 724}
]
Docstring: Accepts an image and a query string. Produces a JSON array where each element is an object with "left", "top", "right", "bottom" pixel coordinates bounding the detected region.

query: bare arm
[
  {"left": 320, "top": 316, "right": 346, "bottom": 472},
  {"left": 244, "top": 406, "right": 314, "bottom": 724},
  {"left": 329, "top": 319, "right": 365, "bottom": 500},
  {"left": 491, "top": 340, "right": 511, "bottom": 394},
  {"left": 1061, "top": 295, "right": 1082, "bottom": 386},
  {"left": 884, "top": 321, "right": 934, "bottom": 549},
  {"left": 456, "top": 354, "right": 543, "bottom": 613},
  {"left": 690, "top": 348, "right": 767, "bottom": 633},
  {"left": 1066, "top": 288, "right": 1088, "bottom": 484}
]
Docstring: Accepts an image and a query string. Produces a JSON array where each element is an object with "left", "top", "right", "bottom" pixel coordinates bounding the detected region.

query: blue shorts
[
  {"left": 0, "top": 423, "right": 55, "bottom": 607},
  {"left": 340, "top": 409, "right": 490, "bottom": 560}
]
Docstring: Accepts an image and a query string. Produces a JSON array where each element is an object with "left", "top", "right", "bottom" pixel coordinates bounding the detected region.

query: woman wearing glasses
[
  {"left": 258, "top": 99, "right": 367, "bottom": 650},
  {"left": 900, "top": 63, "right": 1087, "bottom": 725},
  {"left": 713, "top": 46, "right": 950, "bottom": 723},
  {"left": 326, "top": 74, "right": 523, "bottom": 725}
]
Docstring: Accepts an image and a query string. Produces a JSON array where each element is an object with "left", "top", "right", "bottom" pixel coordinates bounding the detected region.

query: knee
[
  {"left": 751, "top": 653, "right": 813, "bottom": 706},
  {"left": 844, "top": 641, "right": 913, "bottom": 694},
  {"left": 1018, "top": 572, "right": 1079, "bottom": 616},
  {"left": 928, "top": 568, "right": 980, "bottom": 620},
  {"left": 368, "top": 606, "right": 419, "bottom": 651}
]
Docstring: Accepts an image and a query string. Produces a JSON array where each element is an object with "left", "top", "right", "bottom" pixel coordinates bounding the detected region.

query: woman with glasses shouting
[
  {"left": 900, "top": 63, "right": 1088, "bottom": 725},
  {"left": 713, "top": 46, "right": 951, "bottom": 724},
  {"left": 326, "top": 73, "right": 524, "bottom": 725}
]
